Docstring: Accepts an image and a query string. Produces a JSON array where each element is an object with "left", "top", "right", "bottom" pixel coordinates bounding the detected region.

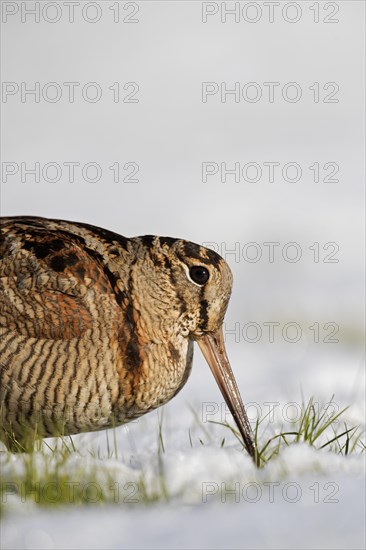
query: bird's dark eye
[{"left": 189, "top": 265, "right": 210, "bottom": 285}]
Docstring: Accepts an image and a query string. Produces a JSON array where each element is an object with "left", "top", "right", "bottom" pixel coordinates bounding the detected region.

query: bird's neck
[{"left": 115, "top": 331, "right": 194, "bottom": 422}]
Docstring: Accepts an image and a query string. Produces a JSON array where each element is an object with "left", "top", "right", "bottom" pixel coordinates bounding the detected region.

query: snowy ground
[{"left": 2, "top": 473, "right": 365, "bottom": 550}]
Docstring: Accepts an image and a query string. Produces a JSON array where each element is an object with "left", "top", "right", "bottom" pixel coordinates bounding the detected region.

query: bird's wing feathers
[{"left": 0, "top": 217, "right": 123, "bottom": 341}]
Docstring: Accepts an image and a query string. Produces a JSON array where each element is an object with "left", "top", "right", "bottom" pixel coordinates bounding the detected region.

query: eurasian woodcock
[{"left": 0, "top": 216, "right": 256, "bottom": 462}]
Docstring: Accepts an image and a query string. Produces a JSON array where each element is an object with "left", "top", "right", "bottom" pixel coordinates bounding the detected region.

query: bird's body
[{"left": 0, "top": 216, "right": 256, "bottom": 462}]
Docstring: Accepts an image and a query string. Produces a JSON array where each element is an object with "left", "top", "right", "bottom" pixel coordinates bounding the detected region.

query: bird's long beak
[{"left": 197, "top": 327, "right": 258, "bottom": 465}]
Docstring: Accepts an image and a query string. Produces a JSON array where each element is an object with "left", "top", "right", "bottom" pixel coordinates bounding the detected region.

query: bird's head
[{"left": 131, "top": 236, "right": 257, "bottom": 464}]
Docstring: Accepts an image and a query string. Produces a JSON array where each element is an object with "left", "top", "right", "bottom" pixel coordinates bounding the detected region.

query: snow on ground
[{"left": 1, "top": 454, "right": 365, "bottom": 550}]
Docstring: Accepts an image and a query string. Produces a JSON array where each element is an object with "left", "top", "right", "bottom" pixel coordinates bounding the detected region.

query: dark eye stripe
[{"left": 199, "top": 296, "right": 209, "bottom": 330}]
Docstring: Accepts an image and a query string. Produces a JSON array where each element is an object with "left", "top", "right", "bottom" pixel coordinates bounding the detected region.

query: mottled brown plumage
[{"left": 0, "top": 216, "right": 256, "bottom": 462}]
